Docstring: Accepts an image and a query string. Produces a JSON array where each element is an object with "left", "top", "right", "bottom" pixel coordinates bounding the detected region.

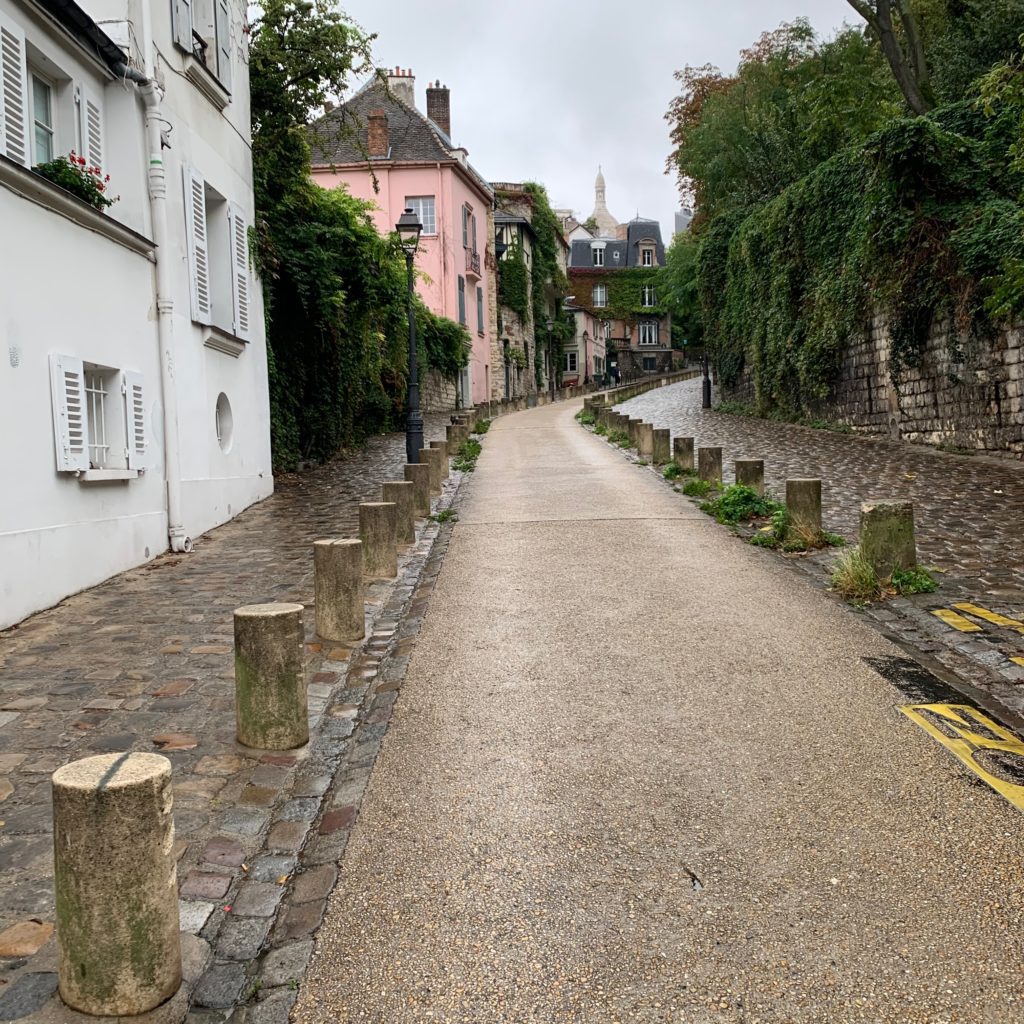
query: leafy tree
[
  {"left": 249, "top": 0, "right": 468, "bottom": 469},
  {"left": 660, "top": 233, "right": 703, "bottom": 351}
]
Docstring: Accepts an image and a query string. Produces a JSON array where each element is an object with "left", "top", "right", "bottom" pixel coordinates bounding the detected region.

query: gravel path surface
[{"left": 295, "top": 399, "right": 1024, "bottom": 1024}]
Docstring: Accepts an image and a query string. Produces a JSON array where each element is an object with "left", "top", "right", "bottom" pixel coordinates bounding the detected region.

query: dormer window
[
  {"left": 612, "top": 250, "right": 621, "bottom": 263},
  {"left": 592, "top": 248, "right": 604, "bottom": 267},
  {"left": 642, "top": 248, "right": 654, "bottom": 267}
]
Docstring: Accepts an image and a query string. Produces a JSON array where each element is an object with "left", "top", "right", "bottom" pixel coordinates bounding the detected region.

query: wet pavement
[
  {"left": 0, "top": 414, "right": 455, "bottom": 1020},
  {"left": 617, "top": 379, "right": 1024, "bottom": 719},
  {"left": 294, "top": 399, "right": 1024, "bottom": 1023}
]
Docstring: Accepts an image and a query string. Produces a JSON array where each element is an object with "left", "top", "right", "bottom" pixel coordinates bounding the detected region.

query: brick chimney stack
[
  {"left": 387, "top": 66, "right": 415, "bottom": 107},
  {"left": 426, "top": 80, "right": 451, "bottom": 137},
  {"left": 367, "top": 109, "right": 388, "bottom": 158}
]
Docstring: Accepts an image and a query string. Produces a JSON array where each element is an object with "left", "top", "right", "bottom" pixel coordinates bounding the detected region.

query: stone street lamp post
[
  {"left": 397, "top": 208, "right": 424, "bottom": 464},
  {"left": 701, "top": 350, "right": 712, "bottom": 410}
]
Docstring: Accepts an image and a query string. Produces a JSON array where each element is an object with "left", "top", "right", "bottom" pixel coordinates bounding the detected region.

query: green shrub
[
  {"left": 699, "top": 484, "right": 783, "bottom": 524},
  {"left": 663, "top": 463, "right": 682, "bottom": 480},
  {"left": 607, "top": 429, "right": 631, "bottom": 447},
  {"left": 452, "top": 438, "right": 482, "bottom": 473},
  {"left": 890, "top": 565, "right": 938, "bottom": 594},
  {"left": 473, "top": 419, "right": 491, "bottom": 434},
  {"left": 429, "top": 508, "right": 458, "bottom": 523},
  {"left": 594, "top": 422, "right": 608, "bottom": 436},
  {"left": 682, "top": 479, "right": 713, "bottom": 497},
  {"left": 576, "top": 410, "right": 597, "bottom": 425},
  {"left": 830, "top": 548, "right": 882, "bottom": 602}
]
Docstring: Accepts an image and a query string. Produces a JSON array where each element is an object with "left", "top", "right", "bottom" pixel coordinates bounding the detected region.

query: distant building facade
[{"left": 308, "top": 70, "right": 495, "bottom": 408}]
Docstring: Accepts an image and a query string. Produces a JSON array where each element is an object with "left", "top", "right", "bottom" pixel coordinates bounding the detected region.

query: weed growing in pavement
[
  {"left": 594, "top": 422, "right": 608, "bottom": 436},
  {"left": 430, "top": 508, "right": 458, "bottom": 523},
  {"left": 699, "top": 484, "right": 783, "bottom": 525},
  {"left": 821, "top": 531, "right": 846, "bottom": 547},
  {"left": 637, "top": 459, "right": 649, "bottom": 466},
  {"left": 682, "top": 479, "right": 714, "bottom": 497},
  {"left": 749, "top": 507, "right": 846, "bottom": 552},
  {"left": 473, "top": 418, "right": 491, "bottom": 434},
  {"left": 890, "top": 565, "right": 938, "bottom": 595},
  {"left": 663, "top": 463, "right": 683, "bottom": 480},
  {"left": 576, "top": 410, "right": 597, "bottom": 426},
  {"left": 830, "top": 548, "right": 882, "bottom": 602},
  {"left": 607, "top": 429, "right": 631, "bottom": 447},
  {"left": 453, "top": 438, "right": 482, "bottom": 473}
]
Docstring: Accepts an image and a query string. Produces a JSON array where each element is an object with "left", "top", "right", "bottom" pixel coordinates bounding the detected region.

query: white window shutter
[
  {"left": 215, "top": 0, "right": 232, "bottom": 93},
  {"left": 229, "top": 203, "right": 249, "bottom": 337},
  {"left": 183, "top": 166, "right": 211, "bottom": 323},
  {"left": 49, "top": 354, "right": 89, "bottom": 472},
  {"left": 77, "top": 86, "right": 103, "bottom": 173},
  {"left": 122, "top": 371, "right": 146, "bottom": 470},
  {"left": 171, "top": 0, "right": 193, "bottom": 51},
  {"left": 0, "top": 14, "right": 29, "bottom": 166}
]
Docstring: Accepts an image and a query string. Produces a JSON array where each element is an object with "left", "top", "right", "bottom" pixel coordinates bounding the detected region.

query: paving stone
[
  {"left": 290, "top": 865, "right": 337, "bottom": 903},
  {"left": 181, "top": 872, "right": 233, "bottom": 900},
  {"left": 245, "top": 989, "right": 297, "bottom": 1024},
  {"left": 0, "top": 712, "right": 21, "bottom": 729},
  {"left": 320, "top": 805, "right": 357, "bottom": 833},
  {"left": 217, "top": 917, "right": 272, "bottom": 961},
  {"left": 231, "top": 882, "right": 284, "bottom": 918},
  {"left": 266, "top": 821, "right": 307, "bottom": 853},
  {"left": 0, "top": 972, "right": 57, "bottom": 1018},
  {"left": 221, "top": 808, "right": 270, "bottom": 836},
  {"left": 0, "top": 919, "right": 53, "bottom": 956},
  {"left": 0, "top": 778, "right": 12, "bottom": 803},
  {"left": 259, "top": 940, "right": 313, "bottom": 988},
  {"left": 275, "top": 798, "right": 318, "bottom": 823},
  {"left": 239, "top": 786, "right": 278, "bottom": 807},
  {"left": 246, "top": 855, "right": 297, "bottom": 883},
  {"left": 203, "top": 837, "right": 246, "bottom": 867},
  {"left": 196, "top": 755, "right": 249, "bottom": 776},
  {"left": 277, "top": 899, "right": 327, "bottom": 941},
  {"left": 193, "top": 962, "right": 248, "bottom": 1009},
  {"left": 179, "top": 900, "right": 216, "bottom": 935}
]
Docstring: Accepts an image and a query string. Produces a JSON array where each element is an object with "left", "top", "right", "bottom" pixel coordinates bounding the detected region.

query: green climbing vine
[{"left": 497, "top": 241, "right": 530, "bottom": 322}]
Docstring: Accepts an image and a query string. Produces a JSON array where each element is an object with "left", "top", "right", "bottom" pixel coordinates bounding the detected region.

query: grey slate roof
[
  {"left": 568, "top": 218, "right": 665, "bottom": 269},
  {"left": 308, "top": 78, "right": 492, "bottom": 200}
]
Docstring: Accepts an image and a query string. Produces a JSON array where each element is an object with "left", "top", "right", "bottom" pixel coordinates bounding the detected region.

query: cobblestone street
[
  {"left": 0, "top": 414, "right": 454, "bottom": 1019},
  {"left": 618, "top": 379, "right": 1024, "bottom": 716}
]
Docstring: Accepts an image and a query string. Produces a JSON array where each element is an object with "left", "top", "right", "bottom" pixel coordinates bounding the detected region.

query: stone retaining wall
[
  {"left": 722, "top": 319, "right": 1024, "bottom": 458},
  {"left": 421, "top": 369, "right": 457, "bottom": 414}
]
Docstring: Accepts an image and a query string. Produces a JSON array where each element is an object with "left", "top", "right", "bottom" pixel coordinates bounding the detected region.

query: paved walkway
[
  {"left": 618, "top": 379, "right": 1024, "bottom": 715},
  {"left": 295, "top": 399, "right": 1024, "bottom": 1023},
  {"left": 0, "top": 416, "right": 449, "bottom": 942}
]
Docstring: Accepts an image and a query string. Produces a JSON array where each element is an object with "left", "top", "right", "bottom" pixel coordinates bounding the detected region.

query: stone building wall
[{"left": 721, "top": 317, "right": 1024, "bottom": 458}]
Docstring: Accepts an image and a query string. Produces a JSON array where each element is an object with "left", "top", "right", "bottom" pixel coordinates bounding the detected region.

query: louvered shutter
[
  {"left": 122, "top": 371, "right": 146, "bottom": 470},
  {"left": 171, "top": 0, "right": 193, "bottom": 51},
  {"left": 77, "top": 85, "right": 103, "bottom": 173},
  {"left": 229, "top": 203, "right": 249, "bottom": 338},
  {"left": 0, "top": 14, "right": 29, "bottom": 166},
  {"left": 49, "top": 354, "right": 89, "bottom": 472},
  {"left": 215, "top": 0, "right": 232, "bottom": 92},
  {"left": 183, "top": 166, "right": 211, "bottom": 322}
]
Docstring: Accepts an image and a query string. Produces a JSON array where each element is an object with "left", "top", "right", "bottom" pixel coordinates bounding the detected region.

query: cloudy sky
[{"left": 335, "top": 1, "right": 859, "bottom": 238}]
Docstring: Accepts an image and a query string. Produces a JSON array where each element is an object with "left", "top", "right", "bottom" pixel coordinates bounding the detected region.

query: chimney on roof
[
  {"left": 367, "top": 109, "right": 389, "bottom": 158},
  {"left": 387, "top": 66, "right": 415, "bottom": 107},
  {"left": 426, "top": 80, "right": 450, "bottom": 137}
]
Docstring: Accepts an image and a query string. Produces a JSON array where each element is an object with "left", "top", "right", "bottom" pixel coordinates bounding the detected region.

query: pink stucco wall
[{"left": 311, "top": 162, "right": 493, "bottom": 405}]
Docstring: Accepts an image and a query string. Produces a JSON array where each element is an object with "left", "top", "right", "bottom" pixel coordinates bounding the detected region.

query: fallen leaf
[
  {"left": 277, "top": 874, "right": 290, "bottom": 885},
  {"left": 903, "top": 473, "right": 917, "bottom": 480},
  {"left": 152, "top": 732, "right": 198, "bottom": 751}
]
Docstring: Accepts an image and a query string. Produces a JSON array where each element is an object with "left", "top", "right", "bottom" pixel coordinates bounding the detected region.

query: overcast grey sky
[{"left": 335, "top": 1, "right": 859, "bottom": 238}]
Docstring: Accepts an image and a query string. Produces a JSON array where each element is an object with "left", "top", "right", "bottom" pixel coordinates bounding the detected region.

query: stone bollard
[
  {"left": 359, "top": 502, "right": 398, "bottom": 579},
  {"left": 429, "top": 440, "right": 450, "bottom": 480},
  {"left": 446, "top": 423, "right": 457, "bottom": 448},
  {"left": 404, "top": 462, "right": 431, "bottom": 516},
  {"left": 786, "top": 479, "right": 822, "bottom": 538},
  {"left": 314, "top": 539, "right": 364, "bottom": 641},
  {"left": 52, "top": 753, "right": 182, "bottom": 1016},
  {"left": 652, "top": 428, "right": 671, "bottom": 465},
  {"left": 420, "top": 448, "right": 444, "bottom": 495},
  {"left": 234, "top": 603, "right": 308, "bottom": 749},
  {"left": 698, "top": 447, "right": 723, "bottom": 485},
  {"left": 628, "top": 419, "right": 643, "bottom": 448},
  {"left": 673, "top": 436, "right": 695, "bottom": 471},
  {"left": 638, "top": 422, "right": 654, "bottom": 460},
  {"left": 383, "top": 480, "right": 416, "bottom": 544},
  {"left": 860, "top": 500, "right": 916, "bottom": 577},
  {"left": 735, "top": 459, "right": 765, "bottom": 495}
]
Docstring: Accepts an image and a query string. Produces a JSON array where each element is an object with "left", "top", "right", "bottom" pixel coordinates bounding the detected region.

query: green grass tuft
[
  {"left": 890, "top": 565, "right": 938, "bottom": 595},
  {"left": 830, "top": 548, "right": 882, "bottom": 602},
  {"left": 682, "top": 479, "right": 713, "bottom": 497},
  {"left": 699, "top": 484, "right": 783, "bottom": 525},
  {"left": 472, "top": 418, "right": 491, "bottom": 434}
]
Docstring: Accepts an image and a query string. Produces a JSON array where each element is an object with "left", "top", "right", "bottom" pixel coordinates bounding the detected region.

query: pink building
[{"left": 309, "top": 70, "right": 495, "bottom": 407}]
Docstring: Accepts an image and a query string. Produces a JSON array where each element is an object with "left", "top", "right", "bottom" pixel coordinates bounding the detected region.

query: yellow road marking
[
  {"left": 930, "top": 608, "right": 983, "bottom": 632},
  {"left": 901, "top": 703, "right": 1024, "bottom": 812},
  {"left": 1012, "top": 657, "right": 1024, "bottom": 668},
  {"left": 952, "top": 602, "right": 1024, "bottom": 633}
]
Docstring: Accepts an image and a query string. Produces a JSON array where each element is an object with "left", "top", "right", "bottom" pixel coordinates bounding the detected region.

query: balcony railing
[{"left": 465, "top": 247, "right": 481, "bottom": 277}]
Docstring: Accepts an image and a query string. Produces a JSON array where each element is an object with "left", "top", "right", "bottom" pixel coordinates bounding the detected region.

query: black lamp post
[
  {"left": 397, "top": 207, "right": 424, "bottom": 463},
  {"left": 701, "top": 350, "right": 712, "bottom": 409},
  {"left": 546, "top": 315, "right": 555, "bottom": 401}
]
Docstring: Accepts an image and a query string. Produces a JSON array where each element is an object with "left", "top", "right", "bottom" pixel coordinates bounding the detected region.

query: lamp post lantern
[
  {"left": 397, "top": 208, "right": 424, "bottom": 463},
  {"left": 545, "top": 315, "right": 555, "bottom": 402}
]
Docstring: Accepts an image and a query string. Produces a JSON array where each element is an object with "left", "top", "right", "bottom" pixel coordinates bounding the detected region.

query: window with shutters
[
  {"left": 457, "top": 275, "right": 466, "bottom": 325},
  {"left": 30, "top": 72, "right": 53, "bottom": 163},
  {"left": 1, "top": 14, "right": 30, "bottom": 166},
  {"left": 476, "top": 286, "right": 483, "bottom": 335},
  {"left": 49, "top": 356, "right": 146, "bottom": 476},
  {"left": 185, "top": 168, "right": 250, "bottom": 339},
  {"left": 173, "top": 0, "right": 232, "bottom": 93}
]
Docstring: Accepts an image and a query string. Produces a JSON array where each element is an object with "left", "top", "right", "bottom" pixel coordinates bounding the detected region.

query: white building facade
[{"left": 0, "top": 0, "right": 272, "bottom": 629}]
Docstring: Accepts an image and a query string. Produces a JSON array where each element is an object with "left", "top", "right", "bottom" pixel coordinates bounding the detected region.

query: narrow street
[{"left": 294, "top": 400, "right": 1024, "bottom": 1023}]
